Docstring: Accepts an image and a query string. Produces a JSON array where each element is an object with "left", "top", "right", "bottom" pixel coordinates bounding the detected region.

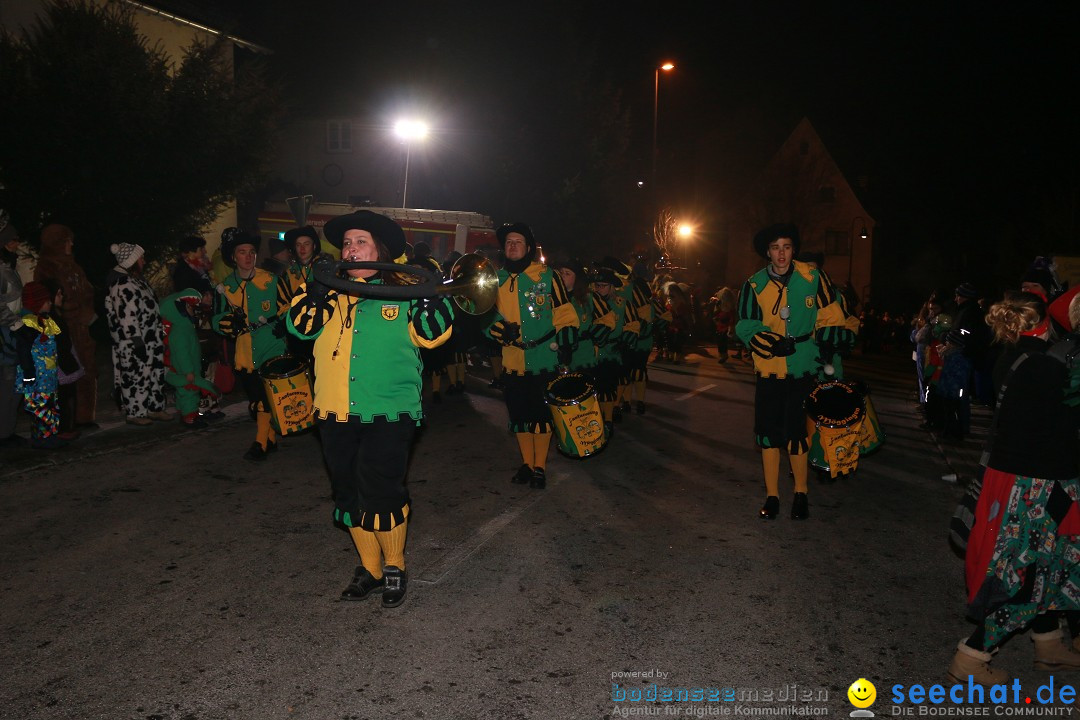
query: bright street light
[
  {"left": 652, "top": 62, "right": 675, "bottom": 195},
  {"left": 678, "top": 224, "right": 693, "bottom": 238},
  {"left": 394, "top": 120, "right": 429, "bottom": 208}
]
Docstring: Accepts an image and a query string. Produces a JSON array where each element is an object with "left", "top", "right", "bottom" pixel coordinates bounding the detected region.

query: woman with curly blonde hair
[{"left": 948, "top": 291, "right": 1080, "bottom": 685}]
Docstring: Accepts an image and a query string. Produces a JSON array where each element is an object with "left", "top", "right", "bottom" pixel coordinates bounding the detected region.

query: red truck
[{"left": 257, "top": 202, "right": 498, "bottom": 261}]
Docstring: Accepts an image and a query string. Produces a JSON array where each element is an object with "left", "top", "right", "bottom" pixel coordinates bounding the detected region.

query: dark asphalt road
[{"left": 4, "top": 347, "right": 1074, "bottom": 719}]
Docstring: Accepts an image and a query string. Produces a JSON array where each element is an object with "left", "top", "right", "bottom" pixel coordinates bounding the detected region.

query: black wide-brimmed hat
[
  {"left": 283, "top": 225, "right": 321, "bottom": 257},
  {"left": 323, "top": 211, "right": 407, "bottom": 259},
  {"left": 592, "top": 266, "right": 623, "bottom": 287},
  {"left": 752, "top": 223, "right": 801, "bottom": 259},
  {"left": 221, "top": 227, "right": 261, "bottom": 268},
  {"left": 596, "top": 255, "right": 631, "bottom": 277},
  {"left": 496, "top": 222, "right": 536, "bottom": 250}
]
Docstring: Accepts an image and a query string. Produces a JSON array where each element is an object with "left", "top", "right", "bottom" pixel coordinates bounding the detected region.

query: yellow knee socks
[
  {"left": 348, "top": 527, "right": 384, "bottom": 579},
  {"left": 256, "top": 411, "right": 272, "bottom": 450},
  {"left": 533, "top": 432, "right": 552, "bottom": 470},
  {"left": 375, "top": 519, "right": 408, "bottom": 571},
  {"left": 790, "top": 451, "right": 809, "bottom": 493},
  {"left": 762, "top": 448, "right": 781, "bottom": 497},
  {"left": 516, "top": 432, "right": 534, "bottom": 467}
]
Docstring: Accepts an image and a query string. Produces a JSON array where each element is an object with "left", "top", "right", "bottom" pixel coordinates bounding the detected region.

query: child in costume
[
  {"left": 14, "top": 282, "right": 65, "bottom": 448},
  {"left": 162, "top": 289, "right": 220, "bottom": 428}
]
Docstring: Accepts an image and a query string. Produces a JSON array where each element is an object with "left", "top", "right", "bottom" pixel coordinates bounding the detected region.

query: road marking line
[
  {"left": 415, "top": 485, "right": 549, "bottom": 585},
  {"left": 675, "top": 384, "right": 716, "bottom": 401}
]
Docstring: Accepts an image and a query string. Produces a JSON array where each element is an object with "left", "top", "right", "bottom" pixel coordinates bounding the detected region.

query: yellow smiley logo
[{"left": 847, "top": 678, "right": 876, "bottom": 709}]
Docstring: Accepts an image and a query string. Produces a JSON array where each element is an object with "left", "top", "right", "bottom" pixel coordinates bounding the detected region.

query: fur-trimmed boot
[
  {"left": 947, "top": 640, "right": 1009, "bottom": 685},
  {"left": 1033, "top": 629, "right": 1080, "bottom": 670}
]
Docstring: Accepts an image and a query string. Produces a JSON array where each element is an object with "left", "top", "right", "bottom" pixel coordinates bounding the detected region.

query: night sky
[{"left": 166, "top": 1, "right": 1079, "bottom": 299}]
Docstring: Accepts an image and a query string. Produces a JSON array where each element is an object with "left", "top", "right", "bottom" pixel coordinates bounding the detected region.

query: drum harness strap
[
  {"left": 511, "top": 329, "right": 556, "bottom": 350},
  {"left": 767, "top": 266, "right": 812, "bottom": 345}
]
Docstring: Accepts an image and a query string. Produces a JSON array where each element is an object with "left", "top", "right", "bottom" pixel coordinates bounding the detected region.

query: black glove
[
  {"left": 749, "top": 331, "right": 784, "bottom": 359},
  {"left": 412, "top": 296, "right": 455, "bottom": 340},
  {"left": 558, "top": 344, "right": 574, "bottom": 367},
  {"left": 490, "top": 320, "right": 521, "bottom": 346},
  {"left": 588, "top": 324, "right": 613, "bottom": 346},
  {"left": 218, "top": 308, "right": 246, "bottom": 337},
  {"left": 271, "top": 317, "right": 288, "bottom": 339},
  {"left": 816, "top": 341, "right": 836, "bottom": 368},
  {"left": 307, "top": 253, "right": 337, "bottom": 304}
]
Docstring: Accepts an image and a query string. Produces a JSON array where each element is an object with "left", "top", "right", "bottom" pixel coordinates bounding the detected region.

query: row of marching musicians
[
  {"left": 487, "top": 222, "right": 668, "bottom": 490},
  {"left": 209, "top": 210, "right": 667, "bottom": 608}
]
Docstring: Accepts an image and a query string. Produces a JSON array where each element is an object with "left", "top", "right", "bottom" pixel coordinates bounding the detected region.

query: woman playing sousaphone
[{"left": 287, "top": 210, "right": 455, "bottom": 609}]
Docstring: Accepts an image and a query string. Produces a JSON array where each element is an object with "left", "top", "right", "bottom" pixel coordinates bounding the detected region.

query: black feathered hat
[
  {"left": 496, "top": 222, "right": 536, "bottom": 250},
  {"left": 592, "top": 266, "right": 623, "bottom": 287},
  {"left": 220, "top": 228, "right": 260, "bottom": 268},
  {"left": 596, "top": 255, "right": 631, "bottom": 277},
  {"left": 283, "top": 225, "right": 321, "bottom": 257},
  {"left": 551, "top": 256, "right": 589, "bottom": 283},
  {"left": 323, "top": 211, "right": 406, "bottom": 260},
  {"left": 752, "top": 223, "right": 801, "bottom": 259}
]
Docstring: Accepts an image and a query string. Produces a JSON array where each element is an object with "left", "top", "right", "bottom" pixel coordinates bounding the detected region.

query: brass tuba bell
[
  {"left": 440, "top": 253, "right": 498, "bottom": 315},
  {"left": 311, "top": 252, "right": 498, "bottom": 315}
]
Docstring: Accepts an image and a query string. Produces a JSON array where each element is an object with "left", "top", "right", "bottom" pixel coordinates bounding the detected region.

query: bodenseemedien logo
[{"left": 848, "top": 678, "right": 877, "bottom": 718}]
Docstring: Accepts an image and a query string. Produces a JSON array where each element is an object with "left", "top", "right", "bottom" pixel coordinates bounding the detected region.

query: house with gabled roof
[{"left": 722, "top": 117, "right": 874, "bottom": 308}]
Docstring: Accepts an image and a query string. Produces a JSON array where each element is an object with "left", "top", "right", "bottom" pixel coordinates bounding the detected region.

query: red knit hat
[{"left": 22, "top": 281, "right": 52, "bottom": 314}]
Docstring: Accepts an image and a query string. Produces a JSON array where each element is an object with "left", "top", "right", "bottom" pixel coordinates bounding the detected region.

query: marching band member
[
  {"left": 590, "top": 266, "right": 635, "bottom": 435},
  {"left": 287, "top": 210, "right": 454, "bottom": 608},
  {"left": 596, "top": 257, "right": 642, "bottom": 420},
  {"left": 735, "top": 223, "right": 856, "bottom": 521},
  {"left": 486, "top": 223, "right": 579, "bottom": 489},
  {"left": 211, "top": 228, "right": 289, "bottom": 461},
  {"left": 552, "top": 258, "right": 615, "bottom": 376}
]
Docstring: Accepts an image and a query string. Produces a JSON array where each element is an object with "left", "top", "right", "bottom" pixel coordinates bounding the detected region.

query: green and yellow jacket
[
  {"left": 211, "top": 267, "right": 288, "bottom": 372},
  {"left": 566, "top": 292, "right": 616, "bottom": 371},
  {"left": 735, "top": 260, "right": 858, "bottom": 379},
  {"left": 288, "top": 279, "right": 453, "bottom": 423},
  {"left": 486, "top": 261, "right": 579, "bottom": 374},
  {"left": 597, "top": 285, "right": 639, "bottom": 363}
]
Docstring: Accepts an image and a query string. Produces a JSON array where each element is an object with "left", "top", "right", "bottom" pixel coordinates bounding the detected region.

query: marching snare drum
[
  {"left": 545, "top": 373, "right": 607, "bottom": 458},
  {"left": 260, "top": 354, "right": 315, "bottom": 435}
]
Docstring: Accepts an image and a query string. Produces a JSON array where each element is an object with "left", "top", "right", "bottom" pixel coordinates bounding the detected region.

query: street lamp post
[
  {"left": 394, "top": 119, "right": 428, "bottom": 208},
  {"left": 652, "top": 62, "right": 675, "bottom": 198}
]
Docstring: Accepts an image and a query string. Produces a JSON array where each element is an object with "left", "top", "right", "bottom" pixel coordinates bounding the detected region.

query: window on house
[
  {"left": 327, "top": 120, "right": 353, "bottom": 153},
  {"left": 824, "top": 230, "right": 850, "bottom": 256}
]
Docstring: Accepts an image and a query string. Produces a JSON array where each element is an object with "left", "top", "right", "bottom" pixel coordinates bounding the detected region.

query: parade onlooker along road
[{"left": 5, "top": 343, "right": 1057, "bottom": 719}]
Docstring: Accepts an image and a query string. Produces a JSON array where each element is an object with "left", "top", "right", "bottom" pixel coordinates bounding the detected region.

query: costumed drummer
[
  {"left": 485, "top": 223, "right": 579, "bottom": 490},
  {"left": 734, "top": 223, "right": 856, "bottom": 520},
  {"left": 211, "top": 228, "right": 289, "bottom": 461},
  {"left": 287, "top": 210, "right": 455, "bottom": 608},
  {"left": 281, "top": 225, "right": 322, "bottom": 367}
]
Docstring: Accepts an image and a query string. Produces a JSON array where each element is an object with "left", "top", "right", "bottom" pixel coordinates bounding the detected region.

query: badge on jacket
[
  {"left": 381, "top": 304, "right": 399, "bottom": 321},
  {"left": 805, "top": 296, "right": 815, "bottom": 309}
]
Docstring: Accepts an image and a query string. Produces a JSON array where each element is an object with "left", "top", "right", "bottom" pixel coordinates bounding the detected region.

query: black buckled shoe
[
  {"left": 512, "top": 464, "right": 532, "bottom": 484},
  {"left": 636, "top": 401, "right": 646, "bottom": 415},
  {"left": 791, "top": 492, "right": 809, "bottom": 520},
  {"left": 266, "top": 440, "right": 278, "bottom": 454},
  {"left": 621, "top": 400, "right": 631, "bottom": 415},
  {"left": 243, "top": 442, "right": 266, "bottom": 462},
  {"left": 341, "top": 566, "right": 384, "bottom": 601},
  {"left": 530, "top": 467, "right": 546, "bottom": 489},
  {"left": 759, "top": 496, "right": 780, "bottom": 520},
  {"left": 381, "top": 566, "right": 407, "bottom": 608}
]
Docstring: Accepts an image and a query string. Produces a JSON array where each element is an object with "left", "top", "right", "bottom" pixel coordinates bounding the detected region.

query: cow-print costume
[{"left": 105, "top": 268, "right": 166, "bottom": 418}]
